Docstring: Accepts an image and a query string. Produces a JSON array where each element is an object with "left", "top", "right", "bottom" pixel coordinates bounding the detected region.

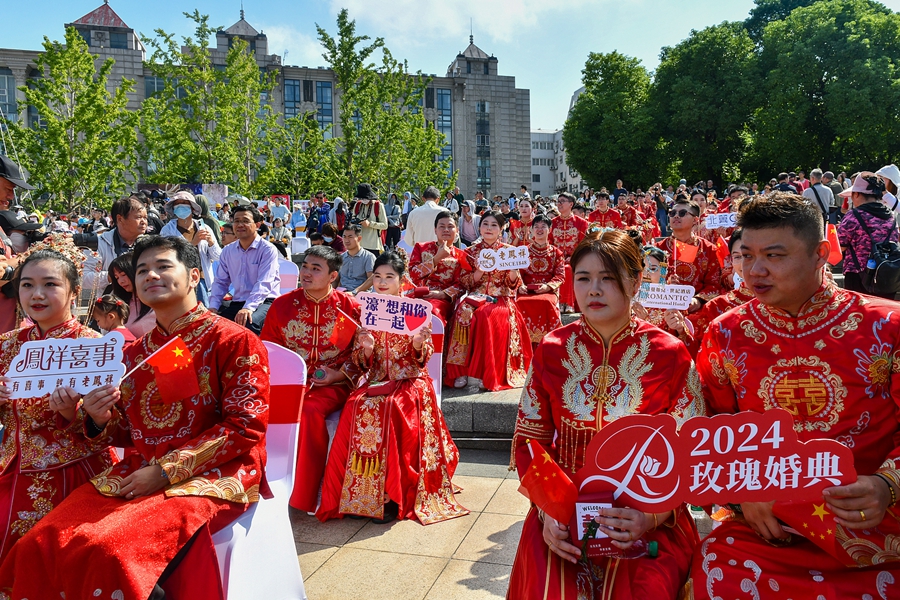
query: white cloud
[
  {"left": 257, "top": 23, "right": 325, "bottom": 67},
  {"left": 329, "top": 0, "right": 594, "bottom": 46}
]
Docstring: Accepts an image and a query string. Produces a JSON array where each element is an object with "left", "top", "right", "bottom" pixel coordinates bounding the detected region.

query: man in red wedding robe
[
  {"left": 0, "top": 235, "right": 270, "bottom": 600},
  {"left": 408, "top": 210, "right": 466, "bottom": 325},
  {"left": 260, "top": 244, "right": 361, "bottom": 512},
  {"left": 587, "top": 191, "right": 624, "bottom": 229},
  {"left": 615, "top": 193, "right": 644, "bottom": 228},
  {"left": 655, "top": 198, "right": 723, "bottom": 313},
  {"left": 550, "top": 192, "right": 589, "bottom": 312},
  {"left": 689, "top": 193, "right": 900, "bottom": 599},
  {"left": 518, "top": 214, "right": 565, "bottom": 345}
]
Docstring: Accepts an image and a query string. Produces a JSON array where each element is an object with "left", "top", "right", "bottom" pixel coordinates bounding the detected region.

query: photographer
[{"left": 348, "top": 183, "right": 387, "bottom": 256}]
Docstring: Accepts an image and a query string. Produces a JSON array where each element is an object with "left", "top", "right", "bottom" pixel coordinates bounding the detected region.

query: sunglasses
[{"left": 668, "top": 209, "right": 696, "bottom": 218}]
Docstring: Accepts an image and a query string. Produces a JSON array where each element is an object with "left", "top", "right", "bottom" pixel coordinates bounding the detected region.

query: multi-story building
[
  {"left": 530, "top": 129, "right": 558, "bottom": 198},
  {"left": 0, "top": 3, "right": 531, "bottom": 199}
]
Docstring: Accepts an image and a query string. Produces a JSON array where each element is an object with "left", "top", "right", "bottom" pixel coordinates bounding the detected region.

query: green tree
[
  {"left": 261, "top": 114, "right": 340, "bottom": 197},
  {"left": 139, "top": 11, "right": 277, "bottom": 194},
  {"left": 562, "top": 51, "right": 661, "bottom": 189},
  {"left": 744, "top": 0, "right": 818, "bottom": 42},
  {"left": 651, "top": 22, "right": 760, "bottom": 184},
  {"left": 316, "top": 10, "right": 454, "bottom": 198},
  {"left": 3, "top": 26, "right": 137, "bottom": 211},
  {"left": 751, "top": 0, "right": 900, "bottom": 175}
]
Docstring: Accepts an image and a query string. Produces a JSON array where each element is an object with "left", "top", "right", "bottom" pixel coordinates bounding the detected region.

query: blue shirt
[
  {"left": 270, "top": 204, "right": 291, "bottom": 222},
  {"left": 209, "top": 235, "right": 281, "bottom": 312}
]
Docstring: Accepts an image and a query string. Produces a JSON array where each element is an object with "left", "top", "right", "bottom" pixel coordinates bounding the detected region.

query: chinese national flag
[
  {"left": 826, "top": 224, "right": 843, "bottom": 265},
  {"left": 329, "top": 308, "right": 358, "bottom": 351},
  {"left": 453, "top": 247, "right": 473, "bottom": 272},
  {"left": 674, "top": 239, "right": 699, "bottom": 264},
  {"left": 715, "top": 236, "right": 730, "bottom": 268},
  {"left": 520, "top": 439, "right": 578, "bottom": 524},
  {"left": 145, "top": 336, "right": 199, "bottom": 404}
]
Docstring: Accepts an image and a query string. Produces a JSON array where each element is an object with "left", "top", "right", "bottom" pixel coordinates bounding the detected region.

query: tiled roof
[{"left": 72, "top": 2, "right": 129, "bottom": 28}]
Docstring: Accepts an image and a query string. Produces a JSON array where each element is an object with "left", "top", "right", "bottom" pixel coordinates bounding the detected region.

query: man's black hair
[
  {"left": 132, "top": 235, "right": 201, "bottom": 273},
  {"left": 304, "top": 244, "right": 342, "bottom": 272},
  {"left": 111, "top": 196, "right": 145, "bottom": 226},
  {"left": 231, "top": 204, "right": 264, "bottom": 223},
  {"left": 737, "top": 192, "right": 823, "bottom": 251},
  {"left": 434, "top": 210, "right": 456, "bottom": 228}
]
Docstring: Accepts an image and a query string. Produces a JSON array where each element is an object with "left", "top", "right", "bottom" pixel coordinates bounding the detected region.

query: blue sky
[{"left": 6, "top": 0, "right": 900, "bottom": 130}]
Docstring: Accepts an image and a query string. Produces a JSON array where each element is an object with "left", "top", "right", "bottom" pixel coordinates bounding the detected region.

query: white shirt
[
  {"left": 802, "top": 183, "right": 836, "bottom": 214},
  {"left": 405, "top": 201, "right": 445, "bottom": 246}
]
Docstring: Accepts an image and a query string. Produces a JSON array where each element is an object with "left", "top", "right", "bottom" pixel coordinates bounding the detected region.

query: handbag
[{"left": 849, "top": 209, "right": 900, "bottom": 296}]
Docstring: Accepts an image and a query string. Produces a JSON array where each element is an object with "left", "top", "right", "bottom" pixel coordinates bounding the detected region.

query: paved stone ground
[{"left": 292, "top": 448, "right": 713, "bottom": 600}]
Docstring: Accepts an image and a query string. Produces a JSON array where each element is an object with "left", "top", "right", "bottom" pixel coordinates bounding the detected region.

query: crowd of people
[{"left": 2, "top": 148, "right": 900, "bottom": 598}]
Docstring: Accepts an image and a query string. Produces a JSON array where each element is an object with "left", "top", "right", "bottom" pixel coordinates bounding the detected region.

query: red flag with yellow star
[
  {"left": 773, "top": 500, "right": 898, "bottom": 567},
  {"left": 520, "top": 439, "right": 578, "bottom": 524},
  {"left": 328, "top": 307, "right": 358, "bottom": 351},
  {"left": 145, "top": 336, "right": 199, "bottom": 404}
]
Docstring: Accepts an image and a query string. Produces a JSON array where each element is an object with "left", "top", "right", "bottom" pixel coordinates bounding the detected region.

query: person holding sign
[
  {"left": 0, "top": 246, "right": 117, "bottom": 560},
  {"left": 0, "top": 235, "right": 271, "bottom": 600},
  {"left": 517, "top": 214, "right": 565, "bottom": 346},
  {"left": 447, "top": 211, "right": 533, "bottom": 391},
  {"left": 689, "top": 193, "right": 900, "bottom": 599},
  {"left": 408, "top": 211, "right": 466, "bottom": 325},
  {"left": 631, "top": 246, "right": 694, "bottom": 347},
  {"left": 655, "top": 198, "right": 723, "bottom": 313},
  {"left": 317, "top": 252, "right": 468, "bottom": 525},
  {"left": 508, "top": 229, "right": 705, "bottom": 600},
  {"left": 261, "top": 244, "right": 363, "bottom": 513}
]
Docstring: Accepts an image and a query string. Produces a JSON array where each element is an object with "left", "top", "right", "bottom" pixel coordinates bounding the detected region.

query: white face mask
[{"left": 9, "top": 232, "right": 28, "bottom": 254}]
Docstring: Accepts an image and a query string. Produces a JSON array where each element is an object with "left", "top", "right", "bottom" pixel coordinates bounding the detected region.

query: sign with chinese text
[
  {"left": 705, "top": 212, "right": 737, "bottom": 229},
  {"left": 575, "top": 409, "right": 856, "bottom": 513},
  {"left": 477, "top": 246, "right": 530, "bottom": 272},
  {"left": 293, "top": 200, "right": 310, "bottom": 213},
  {"left": 4, "top": 331, "right": 127, "bottom": 400},
  {"left": 357, "top": 292, "right": 432, "bottom": 335},
  {"left": 636, "top": 283, "right": 695, "bottom": 310}
]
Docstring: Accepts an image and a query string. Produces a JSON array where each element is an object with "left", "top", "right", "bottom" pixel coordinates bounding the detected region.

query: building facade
[
  {"left": 0, "top": 3, "right": 531, "bottom": 199},
  {"left": 526, "top": 87, "right": 590, "bottom": 199}
]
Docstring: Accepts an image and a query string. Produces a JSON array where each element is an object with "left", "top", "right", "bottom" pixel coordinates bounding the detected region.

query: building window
[
  {"left": 316, "top": 81, "right": 333, "bottom": 136},
  {"left": 109, "top": 32, "right": 127, "bottom": 49},
  {"left": 484, "top": 63, "right": 488, "bottom": 75},
  {"left": 532, "top": 141, "right": 538, "bottom": 150},
  {"left": 27, "top": 77, "right": 45, "bottom": 130},
  {"left": 466, "top": 61, "right": 471, "bottom": 74},
  {"left": 283, "top": 79, "right": 300, "bottom": 118},
  {"left": 436, "top": 88, "right": 452, "bottom": 172},
  {"left": 145, "top": 76, "right": 165, "bottom": 99},
  {"left": 533, "top": 174, "right": 540, "bottom": 183},
  {"left": 78, "top": 30, "right": 91, "bottom": 47},
  {"left": 476, "top": 99, "right": 490, "bottom": 191},
  {"left": 0, "top": 69, "right": 16, "bottom": 123},
  {"left": 425, "top": 88, "right": 435, "bottom": 109}
]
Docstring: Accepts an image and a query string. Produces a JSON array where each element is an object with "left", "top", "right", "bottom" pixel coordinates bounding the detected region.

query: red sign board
[{"left": 575, "top": 409, "right": 856, "bottom": 513}]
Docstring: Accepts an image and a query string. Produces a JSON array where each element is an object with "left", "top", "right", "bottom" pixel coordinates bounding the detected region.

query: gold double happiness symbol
[{"left": 773, "top": 373, "right": 829, "bottom": 418}]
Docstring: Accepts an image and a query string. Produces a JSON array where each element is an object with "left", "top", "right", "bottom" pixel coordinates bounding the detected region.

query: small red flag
[
  {"left": 715, "top": 235, "right": 730, "bottom": 268},
  {"left": 674, "top": 239, "right": 699, "bottom": 264},
  {"left": 826, "top": 224, "right": 843, "bottom": 266},
  {"left": 329, "top": 307, "right": 358, "bottom": 351},
  {"left": 145, "top": 337, "right": 199, "bottom": 404},
  {"left": 454, "top": 247, "right": 473, "bottom": 272},
  {"left": 520, "top": 439, "right": 578, "bottom": 524}
]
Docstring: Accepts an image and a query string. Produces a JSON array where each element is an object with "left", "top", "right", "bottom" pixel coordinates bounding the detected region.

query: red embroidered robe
[
  {"left": 616, "top": 205, "right": 644, "bottom": 228},
  {"left": 550, "top": 214, "right": 589, "bottom": 307},
  {"left": 446, "top": 240, "right": 533, "bottom": 391},
  {"left": 508, "top": 318, "right": 705, "bottom": 600},
  {"left": 518, "top": 243, "right": 565, "bottom": 344},
  {"left": 317, "top": 329, "right": 468, "bottom": 524},
  {"left": 0, "top": 319, "right": 115, "bottom": 559},
  {"left": 260, "top": 287, "right": 361, "bottom": 511},
  {"left": 509, "top": 217, "right": 536, "bottom": 247},
  {"left": 588, "top": 208, "right": 624, "bottom": 229},
  {"left": 686, "top": 283, "right": 754, "bottom": 354},
  {"left": 0, "top": 306, "right": 269, "bottom": 600},
  {"left": 689, "top": 283, "right": 900, "bottom": 599},
  {"left": 408, "top": 241, "right": 465, "bottom": 324},
  {"left": 655, "top": 236, "right": 724, "bottom": 301}
]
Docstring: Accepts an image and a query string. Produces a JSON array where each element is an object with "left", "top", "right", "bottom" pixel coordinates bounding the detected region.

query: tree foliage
[
  {"left": 139, "top": 10, "right": 277, "bottom": 195},
  {"left": 652, "top": 22, "right": 760, "bottom": 183},
  {"left": 3, "top": 27, "right": 137, "bottom": 211},
  {"left": 315, "top": 9, "right": 455, "bottom": 198},
  {"left": 562, "top": 52, "right": 660, "bottom": 189},
  {"left": 564, "top": 0, "right": 900, "bottom": 188}
]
